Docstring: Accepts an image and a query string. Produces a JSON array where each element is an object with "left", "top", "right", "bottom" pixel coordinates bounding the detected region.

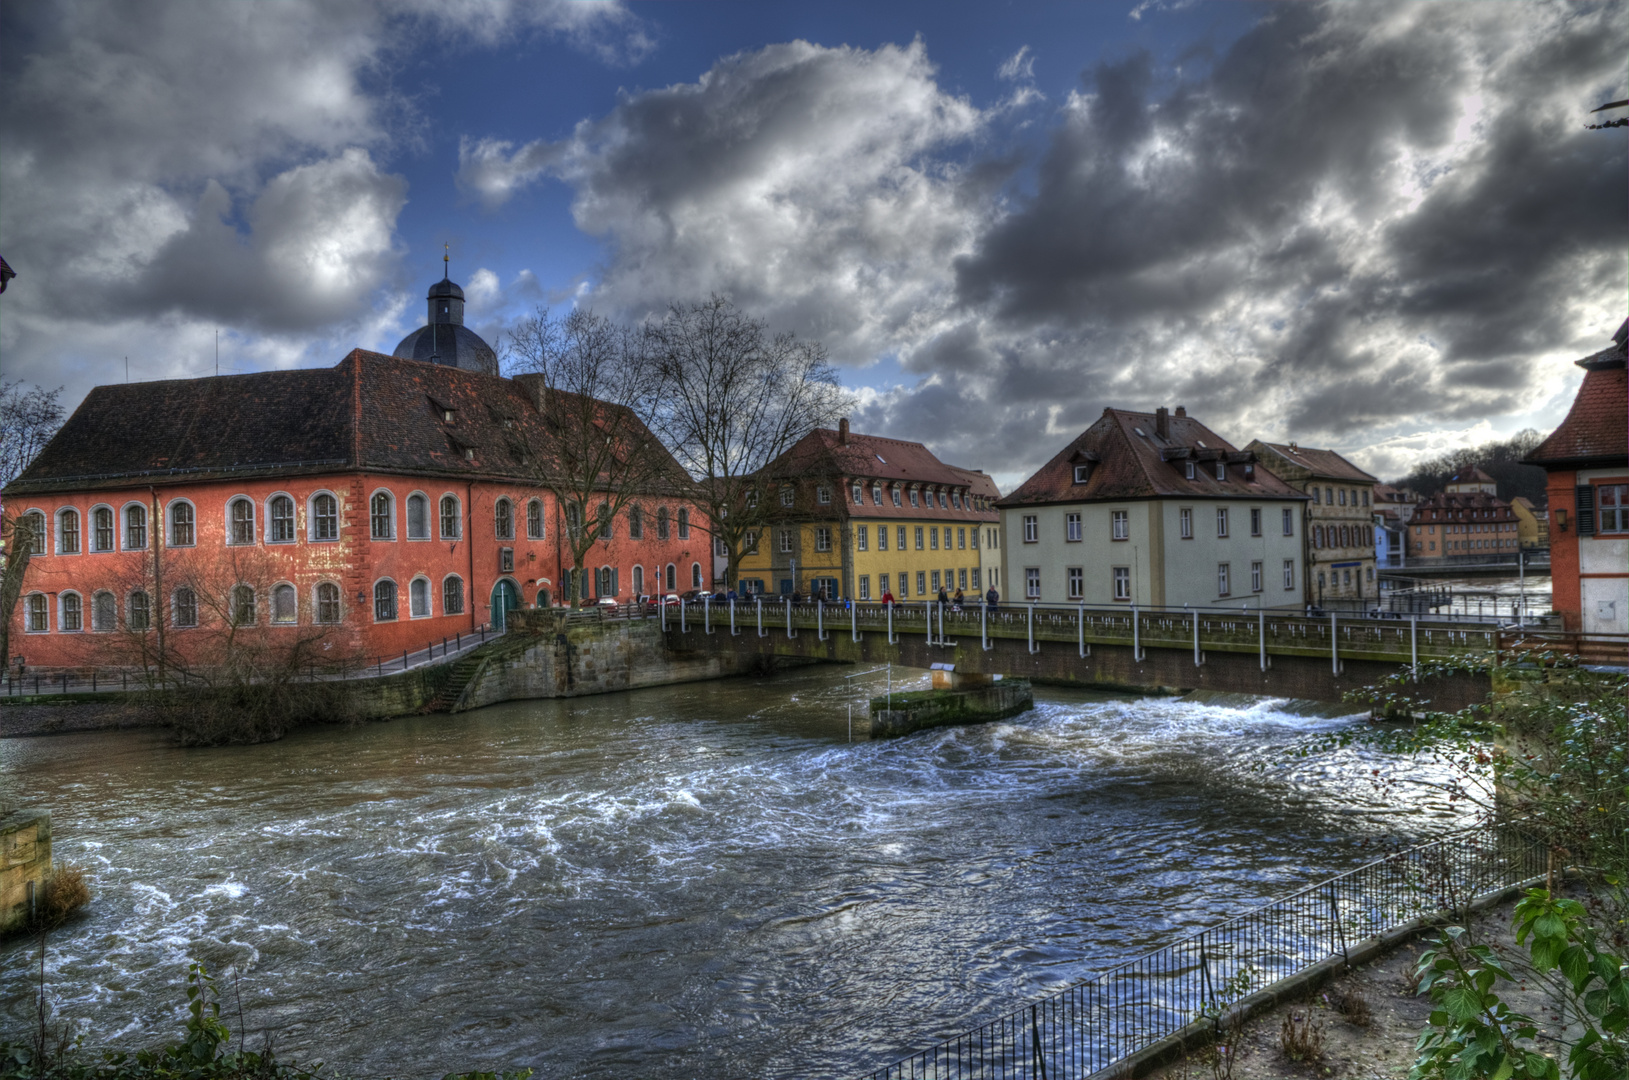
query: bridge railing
[{"left": 864, "top": 818, "right": 1546, "bottom": 1080}]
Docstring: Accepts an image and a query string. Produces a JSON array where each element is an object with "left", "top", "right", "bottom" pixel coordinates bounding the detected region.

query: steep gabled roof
[
  {"left": 1526, "top": 322, "right": 1627, "bottom": 469},
  {"left": 1252, "top": 442, "right": 1378, "bottom": 484},
  {"left": 999, "top": 408, "right": 1305, "bottom": 507},
  {"left": 769, "top": 427, "right": 970, "bottom": 489}
]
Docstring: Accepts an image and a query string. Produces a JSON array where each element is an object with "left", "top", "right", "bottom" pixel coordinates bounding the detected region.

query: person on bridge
[
  {"left": 986, "top": 586, "right": 999, "bottom": 611},
  {"left": 881, "top": 588, "right": 895, "bottom": 605},
  {"left": 952, "top": 587, "right": 965, "bottom": 612},
  {"left": 937, "top": 585, "right": 949, "bottom": 606}
]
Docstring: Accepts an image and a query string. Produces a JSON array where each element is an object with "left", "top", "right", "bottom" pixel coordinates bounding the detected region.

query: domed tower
[{"left": 392, "top": 250, "right": 498, "bottom": 373}]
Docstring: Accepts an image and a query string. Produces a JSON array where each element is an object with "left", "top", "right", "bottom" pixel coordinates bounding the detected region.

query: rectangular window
[
  {"left": 500, "top": 547, "right": 514, "bottom": 573},
  {"left": 958, "top": 568, "right": 967, "bottom": 589},
  {"left": 1251, "top": 560, "right": 1262, "bottom": 593},
  {"left": 1217, "top": 562, "right": 1230, "bottom": 596},
  {"left": 817, "top": 486, "right": 831, "bottom": 505},
  {"left": 857, "top": 525, "right": 868, "bottom": 551},
  {"left": 1282, "top": 507, "right": 1294, "bottom": 536},
  {"left": 815, "top": 527, "right": 831, "bottom": 552},
  {"left": 1066, "top": 513, "right": 1082, "bottom": 542},
  {"left": 1597, "top": 484, "right": 1629, "bottom": 534},
  {"left": 125, "top": 506, "right": 147, "bottom": 550},
  {"left": 1023, "top": 515, "right": 1038, "bottom": 543},
  {"left": 916, "top": 571, "right": 926, "bottom": 595},
  {"left": 877, "top": 526, "right": 888, "bottom": 551},
  {"left": 1338, "top": 489, "right": 1347, "bottom": 506},
  {"left": 915, "top": 526, "right": 925, "bottom": 550},
  {"left": 944, "top": 526, "right": 953, "bottom": 550},
  {"left": 930, "top": 528, "right": 939, "bottom": 551},
  {"left": 958, "top": 527, "right": 966, "bottom": 550},
  {"left": 1216, "top": 507, "right": 1229, "bottom": 538},
  {"left": 1067, "top": 566, "right": 1083, "bottom": 599},
  {"left": 1185, "top": 461, "right": 1195, "bottom": 480},
  {"left": 879, "top": 573, "right": 890, "bottom": 597},
  {"left": 1250, "top": 508, "right": 1262, "bottom": 537},
  {"left": 1112, "top": 566, "right": 1130, "bottom": 600},
  {"left": 932, "top": 570, "right": 941, "bottom": 591},
  {"left": 1025, "top": 567, "right": 1041, "bottom": 600},
  {"left": 780, "top": 488, "right": 795, "bottom": 507},
  {"left": 909, "top": 489, "right": 919, "bottom": 507},
  {"left": 852, "top": 483, "right": 863, "bottom": 503},
  {"left": 745, "top": 530, "right": 759, "bottom": 554},
  {"left": 779, "top": 529, "right": 793, "bottom": 553},
  {"left": 1215, "top": 462, "right": 1226, "bottom": 481},
  {"left": 891, "top": 488, "right": 901, "bottom": 507},
  {"left": 897, "top": 526, "right": 907, "bottom": 550},
  {"left": 859, "top": 575, "right": 871, "bottom": 600},
  {"left": 93, "top": 508, "right": 113, "bottom": 551},
  {"left": 1283, "top": 559, "right": 1295, "bottom": 590},
  {"left": 1180, "top": 508, "right": 1192, "bottom": 539},
  {"left": 1111, "top": 510, "right": 1128, "bottom": 540},
  {"left": 971, "top": 568, "right": 981, "bottom": 590},
  {"left": 26, "top": 594, "right": 47, "bottom": 632},
  {"left": 969, "top": 529, "right": 978, "bottom": 551},
  {"left": 873, "top": 484, "right": 883, "bottom": 505}
]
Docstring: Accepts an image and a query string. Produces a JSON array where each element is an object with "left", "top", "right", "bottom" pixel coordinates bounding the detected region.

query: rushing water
[{"left": 1, "top": 668, "right": 1470, "bottom": 1078}]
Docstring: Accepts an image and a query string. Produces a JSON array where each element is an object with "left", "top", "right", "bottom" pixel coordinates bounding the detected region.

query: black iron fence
[{"left": 868, "top": 818, "right": 1546, "bottom": 1080}]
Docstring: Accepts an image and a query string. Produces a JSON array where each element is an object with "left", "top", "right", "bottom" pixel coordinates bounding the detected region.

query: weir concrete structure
[{"left": 659, "top": 600, "right": 1502, "bottom": 709}]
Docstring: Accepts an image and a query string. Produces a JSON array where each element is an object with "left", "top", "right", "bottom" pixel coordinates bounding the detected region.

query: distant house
[
  {"left": 999, "top": 406, "right": 1306, "bottom": 609},
  {"left": 1405, "top": 467, "right": 1521, "bottom": 564},
  {"left": 1509, "top": 496, "right": 1548, "bottom": 550},
  {"left": 1524, "top": 321, "right": 1628, "bottom": 635},
  {"left": 1245, "top": 441, "right": 1379, "bottom": 607},
  {"left": 1374, "top": 483, "right": 1421, "bottom": 524}
]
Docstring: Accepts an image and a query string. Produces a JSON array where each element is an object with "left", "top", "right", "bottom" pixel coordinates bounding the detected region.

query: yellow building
[
  {"left": 734, "top": 420, "right": 1002, "bottom": 601},
  {"left": 1511, "top": 496, "right": 1548, "bottom": 549}
]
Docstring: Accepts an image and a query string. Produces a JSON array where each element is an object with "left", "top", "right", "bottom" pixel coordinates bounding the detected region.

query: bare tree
[
  {"left": 645, "top": 296, "right": 852, "bottom": 590},
  {"left": 0, "top": 511, "right": 39, "bottom": 670},
  {"left": 0, "top": 382, "right": 64, "bottom": 490},
  {"left": 504, "top": 308, "right": 688, "bottom": 604}
]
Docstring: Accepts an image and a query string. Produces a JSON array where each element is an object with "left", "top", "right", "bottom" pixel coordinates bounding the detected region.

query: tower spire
[{"left": 443, "top": 242, "right": 450, "bottom": 281}]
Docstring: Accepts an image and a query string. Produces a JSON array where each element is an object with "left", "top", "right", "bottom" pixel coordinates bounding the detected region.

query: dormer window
[
  {"left": 852, "top": 482, "right": 863, "bottom": 503},
  {"left": 1215, "top": 463, "right": 1226, "bottom": 481},
  {"left": 909, "top": 489, "right": 919, "bottom": 508},
  {"left": 1073, "top": 464, "right": 1090, "bottom": 484},
  {"left": 872, "top": 484, "right": 883, "bottom": 505},
  {"left": 1185, "top": 461, "right": 1195, "bottom": 480},
  {"left": 891, "top": 487, "right": 902, "bottom": 507}
]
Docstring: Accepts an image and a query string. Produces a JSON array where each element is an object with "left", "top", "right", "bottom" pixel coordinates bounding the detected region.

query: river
[{"left": 1, "top": 667, "right": 1470, "bottom": 1078}]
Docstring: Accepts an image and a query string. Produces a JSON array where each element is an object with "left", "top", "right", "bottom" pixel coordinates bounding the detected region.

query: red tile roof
[
  {"left": 762, "top": 428, "right": 999, "bottom": 521},
  {"left": 1526, "top": 326, "right": 1627, "bottom": 469},
  {"left": 999, "top": 407, "right": 1306, "bottom": 507},
  {"left": 1253, "top": 442, "right": 1378, "bottom": 483}
]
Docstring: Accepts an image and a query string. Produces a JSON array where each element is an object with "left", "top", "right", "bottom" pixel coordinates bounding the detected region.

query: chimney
[
  {"left": 1174, "top": 405, "right": 1186, "bottom": 418},
  {"left": 1154, "top": 406, "right": 1169, "bottom": 438},
  {"left": 838, "top": 417, "right": 850, "bottom": 444}
]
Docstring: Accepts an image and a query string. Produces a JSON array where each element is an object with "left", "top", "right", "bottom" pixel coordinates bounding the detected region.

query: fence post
[
  {"left": 1409, "top": 616, "right": 1418, "bottom": 681},
  {"left": 1330, "top": 611, "right": 1339, "bottom": 675},
  {"left": 1259, "top": 604, "right": 1267, "bottom": 672},
  {"left": 926, "top": 601, "right": 933, "bottom": 646},
  {"left": 1030, "top": 1002, "right": 1048, "bottom": 1080},
  {"left": 1192, "top": 608, "right": 1201, "bottom": 667},
  {"left": 1329, "top": 881, "right": 1348, "bottom": 963},
  {"left": 851, "top": 599, "right": 858, "bottom": 643},
  {"left": 1132, "top": 604, "right": 1142, "bottom": 661},
  {"left": 1078, "top": 605, "right": 1088, "bottom": 659},
  {"left": 758, "top": 597, "right": 766, "bottom": 638},
  {"left": 704, "top": 595, "right": 712, "bottom": 636}
]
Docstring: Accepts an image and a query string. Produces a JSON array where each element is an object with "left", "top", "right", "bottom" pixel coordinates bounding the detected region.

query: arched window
[
  {"left": 315, "top": 582, "right": 342, "bottom": 624},
  {"left": 169, "top": 502, "right": 196, "bottom": 547},
  {"left": 272, "top": 583, "right": 297, "bottom": 624},
  {"left": 494, "top": 498, "right": 514, "bottom": 540},
  {"left": 20, "top": 511, "right": 46, "bottom": 555},
  {"left": 566, "top": 503, "right": 583, "bottom": 537},
  {"left": 406, "top": 494, "right": 429, "bottom": 540},
  {"left": 677, "top": 509, "right": 690, "bottom": 539},
  {"left": 596, "top": 566, "right": 616, "bottom": 598},
  {"left": 269, "top": 495, "right": 296, "bottom": 543},
  {"left": 92, "top": 591, "right": 116, "bottom": 632},
  {"left": 374, "top": 580, "right": 397, "bottom": 621},
  {"left": 232, "top": 585, "right": 256, "bottom": 626},
  {"left": 25, "top": 594, "right": 48, "bottom": 633},
  {"left": 410, "top": 578, "right": 430, "bottom": 618},
  {"left": 59, "top": 509, "right": 80, "bottom": 554},
  {"left": 596, "top": 503, "right": 613, "bottom": 540},
  {"left": 228, "top": 498, "right": 255, "bottom": 545},
  {"left": 442, "top": 576, "right": 464, "bottom": 615},
  {"left": 656, "top": 507, "right": 670, "bottom": 540},
  {"left": 61, "top": 593, "right": 83, "bottom": 632},
  {"left": 173, "top": 588, "right": 199, "bottom": 628},
  {"left": 370, "top": 492, "right": 394, "bottom": 539},
  {"left": 527, "top": 499, "right": 544, "bottom": 540},
  {"left": 311, "top": 493, "right": 338, "bottom": 541},
  {"left": 92, "top": 506, "right": 114, "bottom": 551},
  {"left": 665, "top": 563, "right": 676, "bottom": 591},
  {"left": 691, "top": 562, "right": 702, "bottom": 588},
  {"left": 891, "top": 487, "right": 902, "bottom": 507},
  {"left": 633, "top": 565, "right": 644, "bottom": 595},
  {"left": 439, "top": 495, "right": 461, "bottom": 539},
  {"left": 125, "top": 504, "right": 147, "bottom": 550},
  {"left": 627, "top": 504, "right": 643, "bottom": 540},
  {"left": 129, "top": 591, "right": 151, "bottom": 631}
]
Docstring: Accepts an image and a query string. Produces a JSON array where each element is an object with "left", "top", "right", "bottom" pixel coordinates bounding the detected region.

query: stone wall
[
  {"left": 870, "top": 679, "right": 1035, "bottom": 738},
  {"left": 1, "top": 811, "right": 51, "bottom": 936}
]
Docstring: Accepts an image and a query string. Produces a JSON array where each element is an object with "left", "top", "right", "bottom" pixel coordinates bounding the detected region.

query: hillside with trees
[{"left": 1392, "top": 428, "right": 1549, "bottom": 506}]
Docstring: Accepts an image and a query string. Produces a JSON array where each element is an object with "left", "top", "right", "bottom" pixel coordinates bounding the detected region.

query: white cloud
[{"left": 997, "top": 46, "right": 1034, "bottom": 82}]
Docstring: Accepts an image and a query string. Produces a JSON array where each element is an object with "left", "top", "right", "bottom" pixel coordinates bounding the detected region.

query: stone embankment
[
  {"left": 870, "top": 675, "right": 1034, "bottom": 738},
  {"left": 1, "top": 811, "right": 51, "bottom": 936}
]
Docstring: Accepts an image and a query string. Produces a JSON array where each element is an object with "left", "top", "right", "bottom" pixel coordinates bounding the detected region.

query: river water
[{"left": 1, "top": 668, "right": 1469, "bottom": 1078}]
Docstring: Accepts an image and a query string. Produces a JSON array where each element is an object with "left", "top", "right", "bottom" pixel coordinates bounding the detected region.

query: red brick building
[
  {"left": 5, "top": 348, "right": 707, "bottom": 670},
  {"left": 1405, "top": 466, "right": 1521, "bottom": 561},
  {"left": 1524, "top": 321, "right": 1628, "bottom": 634}
]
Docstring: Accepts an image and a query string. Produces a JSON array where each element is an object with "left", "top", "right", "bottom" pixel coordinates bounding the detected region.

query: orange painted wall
[
  {"left": 1544, "top": 468, "right": 1580, "bottom": 630},
  {"left": 10, "top": 473, "right": 707, "bottom": 670}
]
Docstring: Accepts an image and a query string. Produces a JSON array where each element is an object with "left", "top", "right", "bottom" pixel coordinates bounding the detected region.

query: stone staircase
[{"left": 423, "top": 635, "right": 533, "bottom": 714}]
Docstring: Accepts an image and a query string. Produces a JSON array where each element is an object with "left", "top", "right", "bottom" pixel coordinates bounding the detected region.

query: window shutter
[{"left": 1575, "top": 485, "right": 1595, "bottom": 536}]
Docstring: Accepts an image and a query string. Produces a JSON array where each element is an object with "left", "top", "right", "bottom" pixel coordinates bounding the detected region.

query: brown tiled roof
[
  {"left": 1374, "top": 483, "right": 1418, "bottom": 504},
  {"left": 1253, "top": 442, "right": 1378, "bottom": 483},
  {"left": 1526, "top": 325, "right": 1627, "bottom": 469},
  {"left": 762, "top": 427, "right": 998, "bottom": 521},
  {"left": 947, "top": 464, "right": 1002, "bottom": 502},
  {"left": 999, "top": 408, "right": 1306, "bottom": 507},
  {"left": 1414, "top": 490, "right": 1515, "bottom": 519},
  {"left": 1447, "top": 466, "right": 1496, "bottom": 485},
  {"left": 6, "top": 349, "right": 694, "bottom": 496}
]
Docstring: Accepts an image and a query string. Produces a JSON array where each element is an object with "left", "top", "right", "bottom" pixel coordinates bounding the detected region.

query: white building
[{"left": 997, "top": 406, "right": 1308, "bottom": 610}]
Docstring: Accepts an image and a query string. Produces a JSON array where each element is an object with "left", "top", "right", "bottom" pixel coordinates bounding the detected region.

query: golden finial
[{"left": 443, "top": 242, "right": 450, "bottom": 280}]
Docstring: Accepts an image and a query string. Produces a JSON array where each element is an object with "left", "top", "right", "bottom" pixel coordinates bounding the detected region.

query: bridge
[{"left": 661, "top": 599, "right": 1622, "bottom": 710}]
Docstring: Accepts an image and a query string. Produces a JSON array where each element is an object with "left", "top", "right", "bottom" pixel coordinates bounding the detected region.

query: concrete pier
[{"left": 1, "top": 810, "right": 51, "bottom": 936}]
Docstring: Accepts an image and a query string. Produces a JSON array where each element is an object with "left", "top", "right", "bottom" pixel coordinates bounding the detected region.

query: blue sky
[{"left": 2, "top": 0, "right": 1623, "bottom": 489}]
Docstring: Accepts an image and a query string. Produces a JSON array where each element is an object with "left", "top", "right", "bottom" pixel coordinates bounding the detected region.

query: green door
[{"left": 490, "top": 580, "right": 520, "bottom": 630}]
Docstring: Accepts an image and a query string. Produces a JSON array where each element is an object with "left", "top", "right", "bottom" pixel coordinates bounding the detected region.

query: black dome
[
  {"left": 392, "top": 323, "right": 497, "bottom": 374},
  {"left": 428, "top": 277, "right": 464, "bottom": 301}
]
